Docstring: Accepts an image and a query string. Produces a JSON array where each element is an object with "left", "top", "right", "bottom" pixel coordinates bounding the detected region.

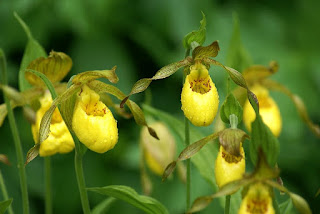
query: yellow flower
[
  {"left": 72, "top": 85, "right": 118, "bottom": 153},
  {"left": 243, "top": 84, "right": 282, "bottom": 137},
  {"left": 181, "top": 62, "right": 219, "bottom": 126},
  {"left": 32, "top": 91, "right": 74, "bottom": 156},
  {"left": 141, "top": 122, "right": 176, "bottom": 176},
  {"left": 214, "top": 143, "right": 245, "bottom": 188},
  {"left": 238, "top": 182, "right": 275, "bottom": 214}
]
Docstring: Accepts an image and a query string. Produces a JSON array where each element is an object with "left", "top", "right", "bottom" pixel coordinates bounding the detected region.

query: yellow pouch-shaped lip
[
  {"left": 72, "top": 85, "right": 118, "bottom": 153},
  {"left": 181, "top": 63, "right": 219, "bottom": 127},
  {"left": 243, "top": 84, "right": 282, "bottom": 137},
  {"left": 214, "top": 144, "right": 245, "bottom": 188},
  {"left": 141, "top": 122, "right": 176, "bottom": 176},
  {"left": 32, "top": 91, "right": 74, "bottom": 157},
  {"left": 238, "top": 183, "right": 274, "bottom": 214}
]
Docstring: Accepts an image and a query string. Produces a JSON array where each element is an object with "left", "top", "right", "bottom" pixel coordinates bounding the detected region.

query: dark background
[{"left": 0, "top": 0, "right": 319, "bottom": 213}]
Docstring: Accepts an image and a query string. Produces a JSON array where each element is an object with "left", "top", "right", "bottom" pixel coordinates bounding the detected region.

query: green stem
[
  {"left": 0, "top": 49, "right": 29, "bottom": 214},
  {"left": 185, "top": 117, "right": 191, "bottom": 210},
  {"left": 0, "top": 170, "right": 14, "bottom": 214},
  {"left": 73, "top": 135, "right": 90, "bottom": 214},
  {"left": 183, "top": 49, "right": 191, "bottom": 210},
  {"left": 44, "top": 157, "right": 52, "bottom": 214},
  {"left": 225, "top": 195, "right": 231, "bottom": 214}
]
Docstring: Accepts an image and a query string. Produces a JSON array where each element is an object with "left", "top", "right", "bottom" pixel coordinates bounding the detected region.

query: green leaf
[
  {"left": 88, "top": 185, "right": 169, "bottom": 214},
  {"left": 0, "top": 198, "right": 13, "bottom": 214},
  {"left": 225, "top": 13, "right": 253, "bottom": 72},
  {"left": 289, "top": 193, "right": 312, "bottom": 214},
  {"left": 72, "top": 66, "right": 118, "bottom": 85},
  {"left": 14, "top": 12, "right": 47, "bottom": 91},
  {"left": 183, "top": 12, "right": 206, "bottom": 49},
  {"left": 220, "top": 93, "right": 243, "bottom": 124},
  {"left": 279, "top": 198, "right": 296, "bottom": 214},
  {"left": 250, "top": 115, "right": 280, "bottom": 167},
  {"left": 92, "top": 197, "right": 117, "bottom": 214},
  {"left": 192, "top": 41, "right": 220, "bottom": 60}
]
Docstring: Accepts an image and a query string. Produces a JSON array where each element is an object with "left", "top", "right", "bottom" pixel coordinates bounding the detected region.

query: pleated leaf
[
  {"left": 220, "top": 93, "right": 243, "bottom": 124},
  {"left": 0, "top": 198, "right": 13, "bottom": 214},
  {"left": 250, "top": 114, "right": 280, "bottom": 167},
  {"left": 14, "top": 12, "right": 47, "bottom": 91},
  {"left": 92, "top": 197, "right": 117, "bottom": 214},
  {"left": 225, "top": 13, "right": 253, "bottom": 72},
  {"left": 183, "top": 11, "right": 206, "bottom": 49},
  {"left": 88, "top": 185, "right": 169, "bottom": 214}
]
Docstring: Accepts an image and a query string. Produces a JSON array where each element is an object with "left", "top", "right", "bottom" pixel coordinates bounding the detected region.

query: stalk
[
  {"left": 225, "top": 195, "right": 231, "bottom": 214},
  {"left": 0, "top": 170, "right": 14, "bottom": 214},
  {"left": 0, "top": 49, "right": 29, "bottom": 214},
  {"left": 44, "top": 157, "right": 52, "bottom": 214},
  {"left": 183, "top": 49, "right": 191, "bottom": 210},
  {"left": 73, "top": 134, "right": 91, "bottom": 214}
]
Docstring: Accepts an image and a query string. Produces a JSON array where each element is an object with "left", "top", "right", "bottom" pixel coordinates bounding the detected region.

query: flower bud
[
  {"left": 32, "top": 91, "right": 74, "bottom": 156},
  {"left": 181, "top": 63, "right": 219, "bottom": 126},
  {"left": 72, "top": 85, "right": 118, "bottom": 153},
  {"left": 238, "top": 183, "right": 274, "bottom": 214},
  {"left": 214, "top": 143, "right": 245, "bottom": 188},
  {"left": 141, "top": 122, "right": 176, "bottom": 176},
  {"left": 243, "top": 84, "right": 282, "bottom": 137}
]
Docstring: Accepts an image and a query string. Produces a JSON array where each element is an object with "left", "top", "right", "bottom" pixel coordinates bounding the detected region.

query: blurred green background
[{"left": 0, "top": 0, "right": 319, "bottom": 213}]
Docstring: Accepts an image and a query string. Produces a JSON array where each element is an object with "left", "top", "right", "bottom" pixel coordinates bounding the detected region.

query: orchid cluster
[{"left": 0, "top": 11, "right": 318, "bottom": 214}]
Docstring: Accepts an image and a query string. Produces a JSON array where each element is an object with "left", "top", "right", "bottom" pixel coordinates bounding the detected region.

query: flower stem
[
  {"left": 0, "top": 49, "right": 29, "bottom": 214},
  {"left": 225, "top": 195, "right": 231, "bottom": 214},
  {"left": 0, "top": 169, "right": 14, "bottom": 214},
  {"left": 185, "top": 117, "right": 191, "bottom": 210},
  {"left": 184, "top": 48, "right": 191, "bottom": 210},
  {"left": 73, "top": 135, "right": 90, "bottom": 214},
  {"left": 44, "top": 157, "right": 52, "bottom": 214}
]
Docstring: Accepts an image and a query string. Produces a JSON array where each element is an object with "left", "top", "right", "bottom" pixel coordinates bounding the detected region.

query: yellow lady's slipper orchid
[
  {"left": 214, "top": 143, "right": 245, "bottom": 188},
  {"left": 72, "top": 85, "right": 118, "bottom": 153},
  {"left": 243, "top": 84, "right": 282, "bottom": 137},
  {"left": 32, "top": 91, "right": 74, "bottom": 156},
  {"left": 181, "top": 62, "right": 219, "bottom": 126},
  {"left": 141, "top": 122, "right": 176, "bottom": 176},
  {"left": 238, "top": 182, "right": 275, "bottom": 214}
]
